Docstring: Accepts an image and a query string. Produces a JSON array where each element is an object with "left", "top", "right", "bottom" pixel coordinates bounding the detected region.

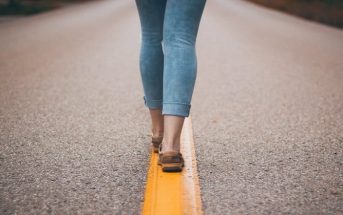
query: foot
[
  {"left": 158, "top": 143, "right": 184, "bottom": 172},
  {"left": 151, "top": 134, "right": 163, "bottom": 153}
]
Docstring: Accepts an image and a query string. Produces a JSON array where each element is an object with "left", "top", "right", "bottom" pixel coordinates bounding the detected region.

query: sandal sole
[
  {"left": 162, "top": 166, "right": 183, "bottom": 172},
  {"left": 152, "top": 146, "right": 159, "bottom": 153},
  {"left": 158, "top": 160, "right": 184, "bottom": 172}
]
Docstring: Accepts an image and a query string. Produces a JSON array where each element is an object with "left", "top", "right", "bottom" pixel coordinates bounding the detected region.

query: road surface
[{"left": 1, "top": 0, "right": 342, "bottom": 214}]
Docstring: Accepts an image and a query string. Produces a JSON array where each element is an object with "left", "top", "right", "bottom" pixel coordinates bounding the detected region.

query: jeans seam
[
  {"left": 144, "top": 96, "right": 162, "bottom": 101},
  {"left": 147, "top": 99, "right": 163, "bottom": 101},
  {"left": 163, "top": 102, "right": 191, "bottom": 106}
]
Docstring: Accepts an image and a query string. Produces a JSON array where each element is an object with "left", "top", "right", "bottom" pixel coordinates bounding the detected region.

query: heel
[
  {"left": 158, "top": 150, "right": 185, "bottom": 172},
  {"left": 151, "top": 134, "right": 163, "bottom": 153}
]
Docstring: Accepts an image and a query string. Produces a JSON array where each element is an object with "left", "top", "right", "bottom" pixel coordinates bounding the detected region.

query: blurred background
[
  {"left": 248, "top": 0, "right": 343, "bottom": 29},
  {"left": 0, "top": 0, "right": 96, "bottom": 16},
  {"left": 2, "top": 0, "right": 341, "bottom": 29}
]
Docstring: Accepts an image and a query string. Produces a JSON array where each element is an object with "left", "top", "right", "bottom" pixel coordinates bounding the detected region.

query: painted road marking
[{"left": 141, "top": 115, "right": 203, "bottom": 215}]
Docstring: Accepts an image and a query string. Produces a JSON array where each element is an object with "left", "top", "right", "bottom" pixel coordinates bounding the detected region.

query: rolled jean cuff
[
  {"left": 162, "top": 102, "right": 191, "bottom": 117},
  {"left": 143, "top": 96, "right": 163, "bottom": 109}
]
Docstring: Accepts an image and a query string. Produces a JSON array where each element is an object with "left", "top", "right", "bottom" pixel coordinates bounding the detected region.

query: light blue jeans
[{"left": 135, "top": 0, "right": 207, "bottom": 117}]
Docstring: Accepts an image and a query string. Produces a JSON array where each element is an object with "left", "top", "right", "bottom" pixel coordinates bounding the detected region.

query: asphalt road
[{"left": 1, "top": 0, "right": 343, "bottom": 214}]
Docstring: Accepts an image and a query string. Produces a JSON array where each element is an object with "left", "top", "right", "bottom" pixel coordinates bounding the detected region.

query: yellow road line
[{"left": 141, "top": 115, "right": 203, "bottom": 215}]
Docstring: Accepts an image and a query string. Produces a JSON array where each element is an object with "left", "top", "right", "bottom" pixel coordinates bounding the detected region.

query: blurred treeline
[
  {"left": 247, "top": 0, "right": 343, "bottom": 29},
  {"left": 0, "top": 0, "right": 97, "bottom": 15}
]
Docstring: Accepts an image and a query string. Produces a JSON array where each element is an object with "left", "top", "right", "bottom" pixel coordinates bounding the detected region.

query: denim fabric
[{"left": 135, "top": 0, "right": 207, "bottom": 117}]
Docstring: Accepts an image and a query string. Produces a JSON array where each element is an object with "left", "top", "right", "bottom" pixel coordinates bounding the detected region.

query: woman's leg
[
  {"left": 149, "top": 109, "right": 164, "bottom": 138},
  {"left": 161, "top": 0, "right": 207, "bottom": 153},
  {"left": 135, "top": 0, "right": 167, "bottom": 138}
]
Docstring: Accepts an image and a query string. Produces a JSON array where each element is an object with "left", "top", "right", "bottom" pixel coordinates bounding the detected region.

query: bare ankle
[
  {"left": 161, "top": 141, "right": 180, "bottom": 153},
  {"left": 152, "top": 130, "right": 164, "bottom": 137}
]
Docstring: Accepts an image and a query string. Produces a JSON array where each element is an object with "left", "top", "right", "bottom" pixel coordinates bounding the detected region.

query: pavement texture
[
  {"left": 0, "top": 0, "right": 343, "bottom": 214},
  {"left": 192, "top": 0, "right": 343, "bottom": 214},
  {"left": 0, "top": 1, "right": 149, "bottom": 214}
]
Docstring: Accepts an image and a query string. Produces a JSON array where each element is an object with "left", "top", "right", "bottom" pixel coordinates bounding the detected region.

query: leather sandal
[
  {"left": 158, "top": 143, "right": 185, "bottom": 172},
  {"left": 151, "top": 133, "right": 163, "bottom": 153}
]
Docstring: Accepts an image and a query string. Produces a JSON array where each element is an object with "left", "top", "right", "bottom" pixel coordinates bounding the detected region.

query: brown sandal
[
  {"left": 151, "top": 134, "right": 163, "bottom": 153},
  {"left": 158, "top": 144, "right": 185, "bottom": 172}
]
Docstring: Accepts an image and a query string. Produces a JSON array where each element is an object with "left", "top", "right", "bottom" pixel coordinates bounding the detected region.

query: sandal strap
[
  {"left": 159, "top": 151, "right": 184, "bottom": 163},
  {"left": 161, "top": 151, "right": 181, "bottom": 156}
]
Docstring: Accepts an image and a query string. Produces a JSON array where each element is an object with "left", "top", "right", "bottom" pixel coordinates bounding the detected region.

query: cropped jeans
[{"left": 135, "top": 0, "right": 207, "bottom": 117}]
